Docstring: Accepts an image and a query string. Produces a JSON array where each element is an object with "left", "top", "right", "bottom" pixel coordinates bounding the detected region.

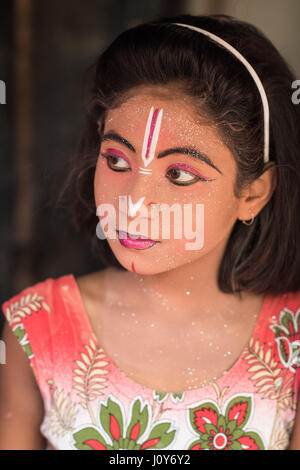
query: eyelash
[
  {"left": 100, "top": 153, "right": 213, "bottom": 186},
  {"left": 101, "top": 153, "right": 131, "bottom": 172}
]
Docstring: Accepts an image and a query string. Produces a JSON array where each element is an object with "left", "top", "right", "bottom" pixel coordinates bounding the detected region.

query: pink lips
[{"left": 117, "top": 230, "right": 158, "bottom": 250}]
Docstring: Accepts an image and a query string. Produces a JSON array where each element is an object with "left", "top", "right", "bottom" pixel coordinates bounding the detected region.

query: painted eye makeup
[
  {"left": 100, "top": 149, "right": 131, "bottom": 172},
  {"left": 100, "top": 147, "right": 215, "bottom": 185},
  {"left": 166, "top": 163, "right": 214, "bottom": 186}
]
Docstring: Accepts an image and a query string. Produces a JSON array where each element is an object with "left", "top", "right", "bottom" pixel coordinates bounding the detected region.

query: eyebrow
[{"left": 101, "top": 131, "right": 223, "bottom": 175}]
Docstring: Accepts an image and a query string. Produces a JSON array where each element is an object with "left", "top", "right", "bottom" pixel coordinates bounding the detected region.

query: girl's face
[{"left": 94, "top": 86, "right": 241, "bottom": 275}]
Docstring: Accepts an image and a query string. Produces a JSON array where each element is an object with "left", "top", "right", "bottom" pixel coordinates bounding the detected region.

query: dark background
[{"left": 1, "top": 0, "right": 299, "bottom": 335}]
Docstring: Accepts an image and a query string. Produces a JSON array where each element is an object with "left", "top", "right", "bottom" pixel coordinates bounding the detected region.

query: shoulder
[
  {"left": 267, "top": 289, "right": 300, "bottom": 310},
  {"left": 75, "top": 270, "right": 105, "bottom": 302},
  {"left": 263, "top": 289, "right": 300, "bottom": 328},
  {"left": 1, "top": 273, "right": 89, "bottom": 410},
  {"left": 262, "top": 291, "right": 300, "bottom": 354},
  {"left": 1, "top": 273, "right": 77, "bottom": 388},
  {"left": 0, "top": 318, "right": 47, "bottom": 449},
  {"left": 75, "top": 267, "right": 125, "bottom": 295},
  {"left": 270, "top": 291, "right": 300, "bottom": 410},
  {"left": 74, "top": 267, "right": 126, "bottom": 325},
  {"left": 266, "top": 290, "right": 300, "bottom": 345},
  {"left": 281, "top": 289, "right": 300, "bottom": 308},
  {"left": 1, "top": 274, "right": 74, "bottom": 328}
]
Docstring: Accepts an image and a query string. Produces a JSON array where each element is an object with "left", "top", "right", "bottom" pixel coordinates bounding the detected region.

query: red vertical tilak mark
[
  {"left": 131, "top": 262, "right": 135, "bottom": 272},
  {"left": 145, "top": 108, "right": 160, "bottom": 160}
]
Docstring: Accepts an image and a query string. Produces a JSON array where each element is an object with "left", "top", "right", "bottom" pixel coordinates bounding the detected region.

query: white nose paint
[
  {"left": 130, "top": 106, "right": 163, "bottom": 211},
  {"left": 128, "top": 195, "right": 145, "bottom": 217}
]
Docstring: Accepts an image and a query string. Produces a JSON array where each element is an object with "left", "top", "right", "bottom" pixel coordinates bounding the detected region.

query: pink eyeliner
[
  {"left": 101, "top": 148, "right": 130, "bottom": 166},
  {"left": 166, "top": 163, "right": 211, "bottom": 180}
]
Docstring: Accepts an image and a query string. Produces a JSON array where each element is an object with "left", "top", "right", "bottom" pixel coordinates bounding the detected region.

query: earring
[{"left": 242, "top": 215, "right": 255, "bottom": 226}]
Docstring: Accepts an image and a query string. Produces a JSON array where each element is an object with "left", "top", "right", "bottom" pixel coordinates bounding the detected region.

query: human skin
[{"left": 93, "top": 84, "right": 275, "bottom": 320}]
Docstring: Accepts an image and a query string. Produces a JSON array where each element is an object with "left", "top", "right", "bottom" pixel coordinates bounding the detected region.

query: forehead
[{"left": 104, "top": 87, "right": 223, "bottom": 148}]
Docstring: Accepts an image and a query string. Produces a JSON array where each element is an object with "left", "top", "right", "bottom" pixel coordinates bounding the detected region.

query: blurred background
[{"left": 1, "top": 0, "right": 300, "bottom": 334}]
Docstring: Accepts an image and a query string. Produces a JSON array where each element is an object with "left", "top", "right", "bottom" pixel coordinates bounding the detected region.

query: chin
[
  {"left": 108, "top": 237, "right": 203, "bottom": 275},
  {"left": 115, "top": 253, "right": 166, "bottom": 275},
  {"left": 113, "top": 250, "right": 187, "bottom": 277}
]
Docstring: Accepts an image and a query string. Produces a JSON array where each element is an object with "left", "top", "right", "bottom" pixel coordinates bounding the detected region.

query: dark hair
[{"left": 59, "top": 13, "right": 300, "bottom": 296}]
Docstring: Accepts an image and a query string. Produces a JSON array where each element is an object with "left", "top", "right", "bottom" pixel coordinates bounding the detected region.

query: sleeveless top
[{"left": 2, "top": 274, "right": 300, "bottom": 451}]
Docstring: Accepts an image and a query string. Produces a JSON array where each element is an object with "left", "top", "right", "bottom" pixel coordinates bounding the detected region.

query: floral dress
[{"left": 2, "top": 274, "right": 300, "bottom": 450}]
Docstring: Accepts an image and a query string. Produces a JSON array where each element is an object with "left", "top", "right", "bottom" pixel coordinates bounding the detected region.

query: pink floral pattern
[
  {"left": 188, "top": 394, "right": 264, "bottom": 449},
  {"left": 2, "top": 275, "right": 300, "bottom": 450}
]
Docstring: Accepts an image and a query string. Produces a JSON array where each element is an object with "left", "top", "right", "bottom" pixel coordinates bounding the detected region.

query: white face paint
[
  {"left": 139, "top": 106, "right": 164, "bottom": 173},
  {"left": 94, "top": 88, "right": 240, "bottom": 277},
  {"left": 128, "top": 195, "right": 145, "bottom": 217},
  {"left": 131, "top": 106, "right": 164, "bottom": 217}
]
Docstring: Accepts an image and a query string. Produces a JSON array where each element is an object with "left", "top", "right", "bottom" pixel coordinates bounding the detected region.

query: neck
[{"left": 129, "top": 239, "right": 244, "bottom": 322}]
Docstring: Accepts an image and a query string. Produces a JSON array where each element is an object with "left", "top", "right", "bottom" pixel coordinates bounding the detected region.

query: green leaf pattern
[
  {"left": 270, "top": 307, "right": 300, "bottom": 373},
  {"left": 3, "top": 291, "right": 299, "bottom": 450},
  {"left": 72, "top": 396, "right": 176, "bottom": 450}
]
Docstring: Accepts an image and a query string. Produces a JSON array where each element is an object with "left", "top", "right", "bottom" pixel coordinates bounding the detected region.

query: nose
[{"left": 123, "top": 173, "right": 159, "bottom": 219}]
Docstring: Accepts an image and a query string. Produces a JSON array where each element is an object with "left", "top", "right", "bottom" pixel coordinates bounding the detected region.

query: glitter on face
[
  {"left": 141, "top": 106, "right": 163, "bottom": 168},
  {"left": 223, "top": 352, "right": 232, "bottom": 357},
  {"left": 93, "top": 93, "right": 252, "bottom": 399}
]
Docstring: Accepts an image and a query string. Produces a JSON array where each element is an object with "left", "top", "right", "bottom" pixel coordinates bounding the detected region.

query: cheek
[
  {"left": 94, "top": 161, "right": 105, "bottom": 207},
  {"left": 166, "top": 184, "right": 238, "bottom": 251},
  {"left": 94, "top": 158, "right": 120, "bottom": 207},
  {"left": 204, "top": 186, "right": 239, "bottom": 240}
]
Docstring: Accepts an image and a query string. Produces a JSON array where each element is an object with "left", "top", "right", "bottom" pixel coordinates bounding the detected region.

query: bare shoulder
[
  {"left": 0, "top": 320, "right": 46, "bottom": 449},
  {"left": 76, "top": 267, "right": 130, "bottom": 300},
  {"left": 76, "top": 267, "right": 113, "bottom": 302},
  {"left": 75, "top": 269, "right": 105, "bottom": 296},
  {"left": 75, "top": 267, "right": 130, "bottom": 318}
]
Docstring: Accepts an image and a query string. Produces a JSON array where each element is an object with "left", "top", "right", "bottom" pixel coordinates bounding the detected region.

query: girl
[{"left": 1, "top": 14, "right": 300, "bottom": 451}]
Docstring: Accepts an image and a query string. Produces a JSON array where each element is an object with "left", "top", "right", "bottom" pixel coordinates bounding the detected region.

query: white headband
[{"left": 174, "top": 23, "right": 270, "bottom": 164}]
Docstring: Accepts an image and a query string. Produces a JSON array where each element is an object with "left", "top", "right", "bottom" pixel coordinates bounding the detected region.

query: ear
[{"left": 237, "top": 163, "right": 277, "bottom": 221}]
